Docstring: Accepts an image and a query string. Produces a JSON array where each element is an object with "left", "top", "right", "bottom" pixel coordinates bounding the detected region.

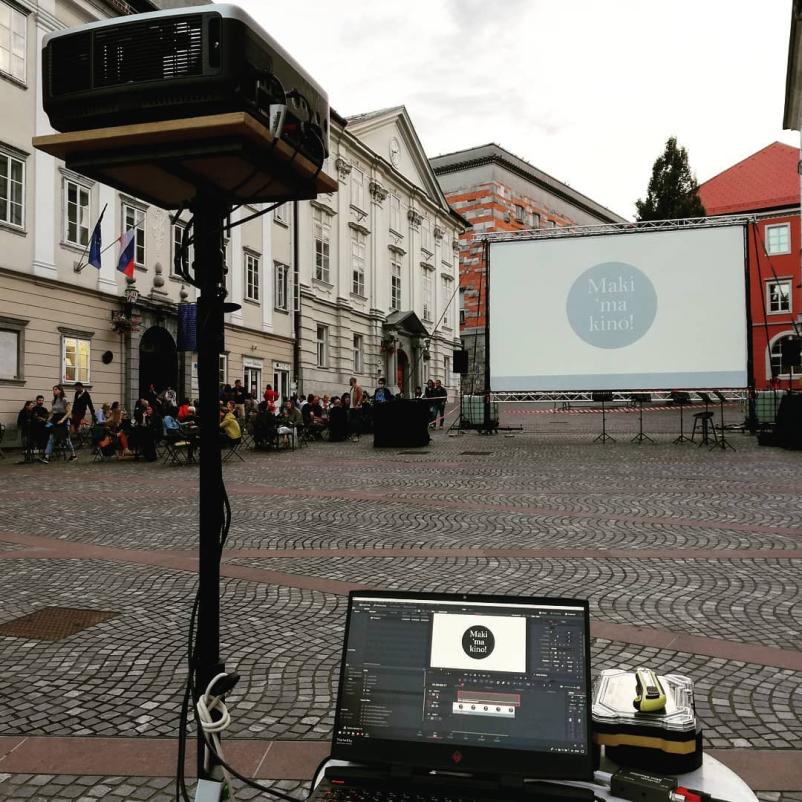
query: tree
[{"left": 635, "top": 136, "right": 706, "bottom": 221}]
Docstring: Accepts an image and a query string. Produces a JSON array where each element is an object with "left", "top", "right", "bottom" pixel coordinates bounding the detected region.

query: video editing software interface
[{"left": 335, "top": 596, "right": 589, "bottom": 756}]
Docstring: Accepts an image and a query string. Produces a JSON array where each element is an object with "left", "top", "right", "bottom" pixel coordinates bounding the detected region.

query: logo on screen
[
  {"left": 462, "top": 627, "right": 495, "bottom": 658},
  {"left": 566, "top": 262, "right": 657, "bottom": 348}
]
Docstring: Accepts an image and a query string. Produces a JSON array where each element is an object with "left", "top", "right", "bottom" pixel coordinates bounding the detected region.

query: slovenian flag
[
  {"left": 88, "top": 206, "right": 105, "bottom": 269},
  {"left": 117, "top": 228, "right": 136, "bottom": 278}
]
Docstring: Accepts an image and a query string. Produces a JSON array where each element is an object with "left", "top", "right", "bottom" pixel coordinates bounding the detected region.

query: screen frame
[
  {"left": 487, "top": 224, "right": 750, "bottom": 393},
  {"left": 331, "top": 590, "right": 594, "bottom": 781}
]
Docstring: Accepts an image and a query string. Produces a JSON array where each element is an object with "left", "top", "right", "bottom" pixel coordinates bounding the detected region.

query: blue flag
[{"left": 88, "top": 205, "right": 105, "bottom": 269}]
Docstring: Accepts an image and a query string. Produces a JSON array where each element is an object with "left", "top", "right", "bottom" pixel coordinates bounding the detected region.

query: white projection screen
[{"left": 488, "top": 225, "right": 749, "bottom": 392}]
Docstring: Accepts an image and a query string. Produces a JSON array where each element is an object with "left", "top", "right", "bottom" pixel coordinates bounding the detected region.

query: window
[
  {"left": 0, "top": 2, "right": 26, "bottom": 83},
  {"left": 64, "top": 180, "right": 90, "bottom": 247},
  {"left": 313, "top": 207, "right": 331, "bottom": 282},
  {"left": 0, "top": 328, "right": 19, "bottom": 379},
  {"left": 515, "top": 204, "right": 525, "bottom": 223},
  {"left": 421, "top": 220, "right": 432, "bottom": 254},
  {"left": 389, "top": 194, "right": 401, "bottom": 233},
  {"left": 275, "top": 261, "right": 289, "bottom": 311},
  {"left": 767, "top": 280, "right": 792, "bottom": 314},
  {"left": 274, "top": 204, "right": 286, "bottom": 224},
  {"left": 391, "top": 260, "right": 402, "bottom": 311},
  {"left": 172, "top": 221, "right": 193, "bottom": 277},
  {"left": 423, "top": 270, "right": 434, "bottom": 321},
  {"left": 770, "top": 335, "right": 802, "bottom": 377},
  {"left": 351, "top": 230, "right": 366, "bottom": 296},
  {"left": 243, "top": 364, "right": 262, "bottom": 399},
  {"left": 443, "top": 356, "right": 451, "bottom": 381},
  {"left": 530, "top": 212, "right": 540, "bottom": 228},
  {"left": 441, "top": 276, "right": 453, "bottom": 329},
  {"left": 351, "top": 167, "right": 365, "bottom": 210},
  {"left": 316, "top": 325, "right": 328, "bottom": 367},
  {"left": 62, "top": 336, "right": 90, "bottom": 384},
  {"left": 293, "top": 264, "right": 300, "bottom": 316},
  {"left": 122, "top": 203, "right": 146, "bottom": 267},
  {"left": 353, "top": 333, "right": 363, "bottom": 373},
  {"left": 546, "top": 219, "right": 556, "bottom": 229},
  {"left": 765, "top": 223, "right": 791, "bottom": 255},
  {"left": 244, "top": 252, "right": 260, "bottom": 302},
  {"left": 459, "top": 287, "right": 466, "bottom": 325},
  {"left": 0, "top": 149, "right": 24, "bottom": 228},
  {"left": 218, "top": 353, "right": 228, "bottom": 385}
]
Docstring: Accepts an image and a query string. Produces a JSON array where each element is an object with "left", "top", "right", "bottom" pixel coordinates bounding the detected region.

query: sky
[{"left": 233, "top": 0, "right": 798, "bottom": 221}]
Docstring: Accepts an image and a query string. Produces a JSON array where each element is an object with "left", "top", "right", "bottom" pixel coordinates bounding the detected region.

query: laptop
[{"left": 310, "top": 590, "right": 594, "bottom": 802}]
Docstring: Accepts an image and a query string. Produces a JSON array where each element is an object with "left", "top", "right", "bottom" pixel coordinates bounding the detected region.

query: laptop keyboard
[{"left": 321, "top": 788, "right": 479, "bottom": 802}]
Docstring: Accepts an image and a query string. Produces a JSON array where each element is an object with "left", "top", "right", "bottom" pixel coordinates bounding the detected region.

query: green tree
[{"left": 635, "top": 136, "right": 706, "bottom": 221}]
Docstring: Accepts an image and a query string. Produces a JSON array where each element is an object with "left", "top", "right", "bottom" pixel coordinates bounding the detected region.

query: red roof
[{"left": 698, "top": 142, "right": 799, "bottom": 215}]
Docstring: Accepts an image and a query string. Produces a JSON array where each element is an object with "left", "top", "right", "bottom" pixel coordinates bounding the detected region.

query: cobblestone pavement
[{"left": 0, "top": 408, "right": 801, "bottom": 799}]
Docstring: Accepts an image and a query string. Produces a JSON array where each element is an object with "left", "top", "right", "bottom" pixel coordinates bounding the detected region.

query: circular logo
[
  {"left": 462, "top": 626, "right": 495, "bottom": 659},
  {"left": 566, "top": 262, "right": 657, "bottom": 349}
]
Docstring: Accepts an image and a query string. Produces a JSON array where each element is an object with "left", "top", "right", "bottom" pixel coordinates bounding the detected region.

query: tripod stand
[
  {"left": 671, "top": 392, "right": 692, "bottom": 443},
  {"left": 711, "top": 390, "right": 736, "bottom": 451},
  {"left": 630, "top": 393, "right": 654, "bottom": 443},
  {"left": 592, "top": 391, "right": 615, "bottom": 443}
]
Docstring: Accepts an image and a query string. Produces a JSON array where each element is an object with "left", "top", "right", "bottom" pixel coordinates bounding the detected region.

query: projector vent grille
[
  {"left": 50, "top": 33, "right": 92, "bottom": 95},
  {"left": 93, "top": 15, "right": 204, "bottom": 87}
]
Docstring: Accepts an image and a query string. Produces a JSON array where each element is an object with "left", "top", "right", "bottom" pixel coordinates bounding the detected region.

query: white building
[{"left": 295, "top": 106, "right": 466, "bottom": 400}]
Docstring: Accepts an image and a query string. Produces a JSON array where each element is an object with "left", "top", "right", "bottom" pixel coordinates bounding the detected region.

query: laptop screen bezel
[{"left": 331, "top": 590, "right": 594, "bottom": 781}]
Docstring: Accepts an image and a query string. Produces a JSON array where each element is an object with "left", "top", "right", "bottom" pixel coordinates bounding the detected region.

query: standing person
[
  {"left": 424, "top": 379, "right": 437, "bottom": 427},
  {"left": 373, "top": 378, "right": 392, "bottom": 404},
  {"left": 349, "top": 377, "right": 363, "bottom": 408},
  {"left": 159, "top": 385, "right": 178, "bottom": 415},
  {"left": 30, "top": 395, "right": 50, "bottom": 453},
  {"left": 263, "top": 383, "right": 279, "bottom": 414},
  {"left": 16, "top": 400, "right": 34, "bottom": 451},
  {"left": 232, "top": 379, "right": 249, "bottom": 419},
  {"left": 71, "top": 382, "right": 96, "bottom": 434},
  {"left": 40, "top": 385, "right": 77, "bottom": 463},
  {"left": 434, "top": 379, "right": 448, "bottom": 429}
]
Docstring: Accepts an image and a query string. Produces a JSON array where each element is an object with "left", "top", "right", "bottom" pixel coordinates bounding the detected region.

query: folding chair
[
  {"left": 221, "top": 437, "right": 245, "bottom": 462},
  {"left": 162, "top": 433, "right": 192, "bottom": 465}
]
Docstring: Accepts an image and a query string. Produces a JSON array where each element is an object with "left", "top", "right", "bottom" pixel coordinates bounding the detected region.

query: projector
[{"left": 42, "top": 4, "right": 329, "bottom": 164}]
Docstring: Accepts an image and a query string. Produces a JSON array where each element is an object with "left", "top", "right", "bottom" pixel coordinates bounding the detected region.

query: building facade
[
  {"left": 294, "top": 107, "right": 464, "bottom": 400},
  {"left": 0, "top": 0, "right": 299, "bottom": 437},
  {"left": 698, "top": 142, "right": 802, "bottom": 390},
  {"left": 430, "top": 145, "right": 626, "bottom": 392}
]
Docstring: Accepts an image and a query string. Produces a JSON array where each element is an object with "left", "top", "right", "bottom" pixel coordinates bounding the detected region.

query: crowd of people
[{"left": 13, "top": 376, "right": 450, "bottom": 464}]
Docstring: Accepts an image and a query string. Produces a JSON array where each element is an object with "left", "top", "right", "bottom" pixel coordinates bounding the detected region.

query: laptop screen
[{"left": 332, "top": 592, "right": 593, "bottom": 780}]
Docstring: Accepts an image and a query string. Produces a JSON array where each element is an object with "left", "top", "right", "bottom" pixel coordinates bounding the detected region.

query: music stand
[
  {"left": 592, "top": 391, "right": 615, "bottom": 443},
  {"left": 692, "top": 392, "right": 718, "bottom": 447},
  {"left": 630, "top": 393, "right": 654, "bottom": 443},
  {"left": 711, "top": 390, "right": 736, "bottom": 451},
  {"left": 671, "top": 391, "right": 692, "bottom": 444}
]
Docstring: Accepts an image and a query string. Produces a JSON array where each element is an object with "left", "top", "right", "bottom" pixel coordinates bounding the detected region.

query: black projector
[{"left": 42, "top": 4, "right": 329, "bottom": 165}]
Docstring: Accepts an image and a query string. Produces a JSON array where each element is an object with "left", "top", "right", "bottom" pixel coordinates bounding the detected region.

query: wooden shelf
[{"left": 33, "top": 112, "right": 337, "bottom": 210}]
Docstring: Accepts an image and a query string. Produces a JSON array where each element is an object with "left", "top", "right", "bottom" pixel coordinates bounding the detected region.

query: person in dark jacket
[
  {"left": 17, "top": 400, "right": 34, "bottom": 448},
  {"left": 71, "top": 382, "right": 96, "bottom": 433},
  {"left": 30, "top": 395, "right": 50, "bottom": 451}
]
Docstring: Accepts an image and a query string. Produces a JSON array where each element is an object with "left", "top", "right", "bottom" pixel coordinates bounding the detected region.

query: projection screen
[{"left": 489, "top": 225, "right": 748, "bottom": 391}]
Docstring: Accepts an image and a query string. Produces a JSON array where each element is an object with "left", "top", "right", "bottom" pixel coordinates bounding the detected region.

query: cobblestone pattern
[
  {"left": 0, "top": 560, "right": 342, "bottom": 740},
  {"left": 226, "top": 555, "right": 802, "bottom": 650},
  {"left": 0, "top": 556, "right": 801, "bottom": 748},
  {"left": 0, "top": 773, "right": 308, "bottom": 801}
]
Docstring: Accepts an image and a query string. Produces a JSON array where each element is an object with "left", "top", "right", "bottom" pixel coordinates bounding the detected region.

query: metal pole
[
  {"left": 191, "top": 191, "right": 228, "bottom": 779},
  {"left": 482, "top": 238, "right": 492, "bottom": 432}
]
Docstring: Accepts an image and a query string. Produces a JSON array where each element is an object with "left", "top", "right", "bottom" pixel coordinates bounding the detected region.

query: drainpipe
[{"left": 293, "top": 200, "right": 301, "bottom": 396}]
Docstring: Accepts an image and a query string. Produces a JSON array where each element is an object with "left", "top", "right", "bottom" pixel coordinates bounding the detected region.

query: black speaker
[
  {"left": 591, "top": 391, "right": 613, "bottom": 403},
  {"left": 453, "top": 350, "right": 469, "bottom": 374}
]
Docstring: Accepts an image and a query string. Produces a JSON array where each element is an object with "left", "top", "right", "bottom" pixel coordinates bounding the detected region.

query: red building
[{"left": 698, "top": 142, "right": 802, "bottom": 390}]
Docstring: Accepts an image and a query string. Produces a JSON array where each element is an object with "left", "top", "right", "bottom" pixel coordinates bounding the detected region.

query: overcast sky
[{"left": 234, "top": 0, "right": 797, "bottom": 220}]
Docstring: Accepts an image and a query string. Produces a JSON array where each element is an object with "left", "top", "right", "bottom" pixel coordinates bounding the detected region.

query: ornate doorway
[
  {"left": 138, "top": 326, "right": 178, "bottom": 398},
  {"left": 396, "top": 349, "right": 409, "bottom": 396}
]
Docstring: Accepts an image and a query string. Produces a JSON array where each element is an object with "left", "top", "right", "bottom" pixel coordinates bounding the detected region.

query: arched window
[{"left": 770, "top": 334, "right": 802, "bottom": 377}]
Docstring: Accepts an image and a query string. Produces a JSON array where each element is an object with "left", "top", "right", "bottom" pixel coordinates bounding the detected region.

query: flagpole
[
  {"left": 74, "top": 202, "right": 108, "bottom": 273},
  {"left": 75, "top": 203, "right": 146, "bottom": 273}
]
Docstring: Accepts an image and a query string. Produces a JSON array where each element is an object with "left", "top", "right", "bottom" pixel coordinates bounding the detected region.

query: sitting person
[
  {"left": 219, "top": 402, "right": 242, "bottom": 446},
  {"left": 302, "top": 395, "right": 326, "bottom": 437},
  {"left": 30, "top": 395, "right": 50, "bottom": 453},
  {"left": 96, "top": 402, "right": 111, "bottom": 425},
  {"left": 277, "top": 399, "right": 303, "bottom": 447},
  {"left": 106, "top": 401, "right": 131, "bottom": 457},
  {"left": 17, "top": 400, "right": 34, "bottom": 452},
  {"left": 177, "top": 398, "right": 193, "bottom": 422}
]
